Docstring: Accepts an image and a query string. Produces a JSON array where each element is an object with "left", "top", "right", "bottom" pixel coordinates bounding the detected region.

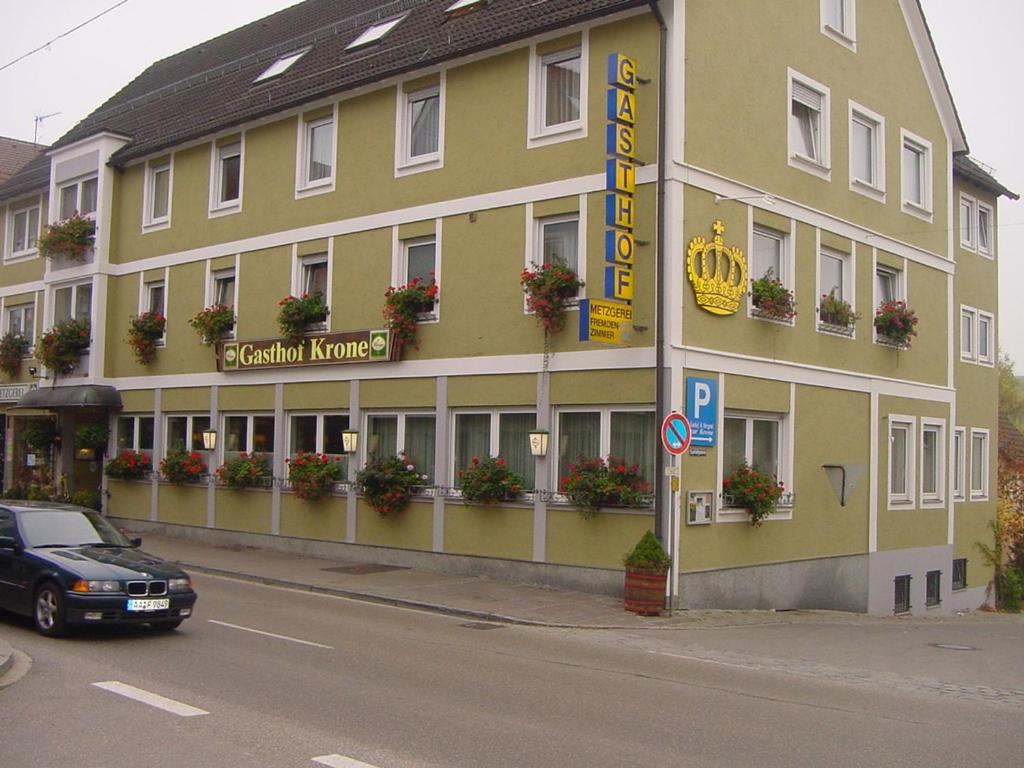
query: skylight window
[
  {"left": 254, "top": 48, "right": 311, "bottom": 83},
  {"left": 446, "top": 0, "right": 488, "bottom": 16},
  {"left": 346, "top": 15, "right": 406, "bottom": 49}
]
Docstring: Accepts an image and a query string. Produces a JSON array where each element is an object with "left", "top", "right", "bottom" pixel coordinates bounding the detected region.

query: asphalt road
[{"left": 1, "top": 572, "right": 1022, "bottom": 768}]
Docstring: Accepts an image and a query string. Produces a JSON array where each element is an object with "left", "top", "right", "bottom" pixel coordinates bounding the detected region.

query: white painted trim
[
  {"left": 868, "top": 390, "right": 878, "bottom": 552},
  {"left": 820, "top": 0, "right": 857, "bottom": 51}
]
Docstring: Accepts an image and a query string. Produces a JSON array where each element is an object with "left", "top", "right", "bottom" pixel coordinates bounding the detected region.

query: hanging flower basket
[
  {"left": 560, "top": 456, "right": 650, "bottom": 519},
  {"left": 74, "top": 422, "right": 109, "bottom": 450},
  {"left": 0, "top": 333, "right": 30, "bottom": 378},
  {"left": 215, "top": 452, "right": 271, "bottom": 489},
  {"left": 23, "top": 419, "right": 57, "bottom": 451},
  {"left": 189, "top": 304, "right": 235, "bottom": 345},
  {"left": 818, "top": 289, "right": 859, "bottom": 332},
  {"left": 127, "top": 311, "right": 166, "bottom": 364},
  {"left": 277, "top": 294, "right": 329, "bottom": 343},
  {"left": 37, "top": 213, "right": 95, "bottom": 260},
  {"left": 383, "top": 278, "right": 438, "bottom": 355},
  {"left": 37, "top": 319, "right": 90, "bottom": 376},
  {"left": 873, "top": 300, "right": 918, "bottom": 348},
  {"left": 458, "top": 456, "right": 524, "bottom": 504},
  {"left": 520, "top": 262, "right": 583, "bottom": 334},
  {"left": 722, "top": 462, "right": 784, "bottom": 527},
  {"left": 750, "top": 270, "right": 796, "bottom": 322},
  {"left": 160, "top": 450, "right": 207, "bottom": 484},
  {"left": 286, "top": 451, "right": 343, "bottom": 501},
  {"left": 105, "top": 450, "right": 151, "bottom": 480},
  {"left": 356, "top": 453, "right": 427, "bottom": 516}
]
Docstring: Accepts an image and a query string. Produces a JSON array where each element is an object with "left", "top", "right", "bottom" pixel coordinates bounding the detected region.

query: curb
[{"left": 0, "top": 637, "right": 12, "bottom": 678}]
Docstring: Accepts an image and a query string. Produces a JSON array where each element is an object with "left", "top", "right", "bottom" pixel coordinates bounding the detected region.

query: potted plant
[
  {"left": 104, "top": 450, "right": 152, "bottom": 480},
  {"left": 520, "top": 262, "right": 583, "bottom": 334},
  {"left": 37, "top": 212, "right": 95, "bottom": 260},
  {"left": 286, "top": 451, "right": 344, "bottom": 501},
  {"left": 750, "top": 270, "right": 796, "bottom": 322},
  {"left": 215, "top": 452, "right": 271, "bottom": 489},
  {"left": 874, "top": 300, "right": 918, "bottom": 348},
  {"left": 458, "top": 456, "right": 524, "bottom": 504},
  {"left": 74, "top": 422, "right": 109, "bottom": 451},
  {"left": 160, "top": 450, "right": 207, "bottom": 484},
  {"left": 277, "top": 294, "right": 329, "bottom": 343},
  {"left": 623, "top": 530, "right": 671, "bottom": 616},
  {"left": 383, "top": 277, "right": 439, "bottom": 355},
  {"left": 722, "top": 461, "right": 785, "bottom": 527},
  {"left": 23, "top": 419, "right": 57, "bottom": 451},
  {"left": 0, "top": 333, "right": 30, "bottom": 378},
  {"left": 356, "top": 453, "right": 427, "bottom": 516},
  {"left": 189, "top": 304, "right": 236, "bottom": 345},
  {"left": 560, "top": 456, "right": 650, "bottom": 519},
  {"left": 37, "top": 319, "right": 90, "bottom": 376},
  {"left": 127, "top": 311, "right": 166, "bottom": 364},
  {"left": 818, "top": 289, "right": 859, "bottom": 331}
]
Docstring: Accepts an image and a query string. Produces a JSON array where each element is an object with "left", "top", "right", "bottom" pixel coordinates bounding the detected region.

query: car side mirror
[
  {"left": 130, "top": 537, "right": 143, "bottom": 548},
  {"left": 0, "top": 535, "right": 18, "bottom": 550}
]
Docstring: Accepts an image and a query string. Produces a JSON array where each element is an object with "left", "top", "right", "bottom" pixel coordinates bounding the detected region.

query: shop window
[
  {"left": 117, "top": 415, "right": 155, "bottom": 456},
  {"left": 223, "top": 414, "right": 275, "bottom": 462},
  {"left": 365, "top": 413, "right": 436, "bottom": 483},
  {"left": 453, "top": 411, "right": 536, "bottom": 489},
  {"left": 555, "top": 409, "right": 655, "bottom": 493},
  {"left": 289, "top": 412, "right": 350, "bottom": 476},
  {"left": 165, "top": 414, "right": 212, "bottom": 456}
]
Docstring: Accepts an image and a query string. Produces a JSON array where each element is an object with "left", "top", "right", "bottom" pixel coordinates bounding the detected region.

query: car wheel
[
  {"left": 150, "top": 619, "right": 184, "bottom": 631},
  {"left": 33, "top": 582, "right": 69, "bottom": 637}
]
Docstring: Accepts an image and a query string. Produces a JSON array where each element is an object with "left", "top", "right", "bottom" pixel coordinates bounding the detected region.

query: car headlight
[
  {"left": 168, "top": 577, "right": 191, "bottom": 593},
  {"left": 71, "top": 580, "right": 121, "bottom": 593}
]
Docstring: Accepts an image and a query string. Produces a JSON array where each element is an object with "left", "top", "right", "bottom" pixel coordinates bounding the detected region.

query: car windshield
[{"left": 18, "top": 510, "right": 132, "bottom": 549}]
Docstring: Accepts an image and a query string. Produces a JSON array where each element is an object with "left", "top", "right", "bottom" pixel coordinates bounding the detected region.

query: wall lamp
[
  {"left": 341, "top": 429, "right": 359, "bottom": 455},
  {"left": 28, "top": 366, "right": 37, "bottom": 377},
  {"left": 202, "top": 429, "right": 218, "bottom": 451},
  {"left": 528, "top": 430, "right": 549, "bottom": 457}
]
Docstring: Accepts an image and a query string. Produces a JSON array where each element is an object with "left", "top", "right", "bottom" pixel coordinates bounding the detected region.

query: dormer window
[
  {"left": 59, "top": 177, "right": 98, "bottom": 220},
  {"left": 254, "top": 48, "right": 311, "bottom": 83},
  {"left": 346, "top": 16, "right": 406, "bottom": 50}
]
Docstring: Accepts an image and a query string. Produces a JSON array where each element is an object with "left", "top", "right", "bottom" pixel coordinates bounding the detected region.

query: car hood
[{"left": 31, "top": 546, "right": 188, "bottom": 580}]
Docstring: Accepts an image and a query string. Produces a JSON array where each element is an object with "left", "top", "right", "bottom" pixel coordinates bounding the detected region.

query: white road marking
[
  {"left": 312, "top": 755, "right": 382, "bottom": 768},
  {"left": 208, "top": 619, "right": 333, "bottom": 649},
  {"left": 92, "top": 681, "right": 208, "bottom": 717}
]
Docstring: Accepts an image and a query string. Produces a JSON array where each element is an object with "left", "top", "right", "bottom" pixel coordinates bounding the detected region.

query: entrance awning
[{"left": 12, "top": 385, "right": 122, "bottom": 410}]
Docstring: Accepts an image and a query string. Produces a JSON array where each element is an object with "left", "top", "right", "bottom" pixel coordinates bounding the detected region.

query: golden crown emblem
[{"left": 686, "top": 220, "right": 748, "bottom": 315}]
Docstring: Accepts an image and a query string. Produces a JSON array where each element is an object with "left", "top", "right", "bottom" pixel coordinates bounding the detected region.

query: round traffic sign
[{"left": 661, "top": 413, "right": 692, "bottom": 456}]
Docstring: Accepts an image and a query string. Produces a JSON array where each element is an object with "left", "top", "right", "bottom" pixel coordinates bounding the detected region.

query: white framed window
[
  {"left": 294, "top": 254, "right": 329, "bottom": 330},
  {"left": 818, "top": 247, "right": 851, "bottom": 304},
  {"left": 751, "top": 226, "right": 787, "bottom": 285},
  {"left": 721, "top": 410, "right": 792, "bottom": 522},
  {"left": 888, "top": 416, "right": 915, "bottom": 507},
  {"left": 5, "top": 303, "right": 35, "bottom": 348},
  {"left": 978, "top": 311, "right": 994, "bottom": 365},
  {"left": 58, "top": 176, "right": 98, "bottom": 220},
  {"left": 210, "top": 140, "right": 243, "bottom": 214},
  {"left": 900, "top": 129, "right": 932, "bottom": 217},
  {"left": 977, "top": 202, "right": 994, "bottom": 257},
  {"left": 959, "top": 194, "right": 977, "bottom": 249},
  {"left": 396, "top": 78, "right": 445, "bottom": 174},
  {"left": 143, "top": 280, "right": 166, "bottom": 345},
  {"left": 255, "top": 47, "right": 310, "bottom": 83},
  {"left": 960, "top": 306, "right": 977, "bottom": 361},
  {"left": 527, "top": 213, "right": 584, "bottom": 306},
  {"left": 52, "top": 281, "right": 92, "bottom": 326},
  {"left": 970, "top": 428, "right": 989, "bottom": 501},
  {"left": 821, "top": 0, "right": 855, "bottom": 48},
  {"left": 346, "top": 15, "right": 406, "bottom": 49},
  {"left": 289, "top": 412, "right": 350, "bottom": 477},
  {"left": 213, "top": 268, "right": 236, "bottom": 309},
  {"left": 528, "top": 35, "right": 588, "bottom": 148},
  {"left": 920, "top": 420, "right": 945, "bottom": 506},
  {"left": 952, "top": 426, "right": 966, "bottom": 502},
  {"left": 222, "top": 414, "right": 275, "bottom": 462},
  {"left": 555, "top": 408, "right": 656, "bottom": 496},
  {"left": 296, "top": 112, "right": 336, "bottom": 195},
  {"left": 143, "top": 160, "right": 172, "bottom": 230},
  {"left": 398, "top": 236, "right": 439, "bottom": 319},
  {"left": 875, "top": 264, "right": 902, "bottom": 305},
  {"left": 165, "top": 414, "right": 212, "bottom": 457},
  {"left": 365, "top": 412, "right": 436, "bottom": 483},
  {"left": 7, "top": 203, "right": 40, "bottom": 259},
  {"left": 452, "top": 411, "right": 537, "bottom": 490},
  {"left": 788, "top": 70, "right": 831, "bottom": 177},
  {"left": 849, "top": 103, "right": 884, "bottom": 198},
  {"left": 117, "top": 415, "right": 155, "bottom": 457}
]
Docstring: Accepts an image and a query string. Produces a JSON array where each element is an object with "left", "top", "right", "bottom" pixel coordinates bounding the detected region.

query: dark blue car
[{"left": 0, "top": 502, "right": 197, "bottom": 636}]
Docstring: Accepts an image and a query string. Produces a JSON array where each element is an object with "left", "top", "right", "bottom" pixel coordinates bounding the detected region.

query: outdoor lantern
[
  {"left": 528, "top": 429, "right": 549, "bottom": 457},
  {"left": 202, "top": 429, "right": 218, "bottom": 451},
  {"left": 341, "top": 429, "right": 359, "bottom": 454}
]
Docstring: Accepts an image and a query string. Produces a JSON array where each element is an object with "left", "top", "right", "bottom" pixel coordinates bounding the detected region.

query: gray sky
[{"left": 2, "top": 0, "right": 1021, "bottom": 364}]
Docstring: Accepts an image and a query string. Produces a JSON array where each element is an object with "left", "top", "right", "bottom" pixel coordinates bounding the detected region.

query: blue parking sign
[{"left": 686, "top": 377, "right": 717, "bottom": 447}]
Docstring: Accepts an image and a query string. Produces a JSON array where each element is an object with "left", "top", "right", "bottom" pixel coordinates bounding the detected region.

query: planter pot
[{"left": 623, "top": 568, "right": 668, "bottom": 616}]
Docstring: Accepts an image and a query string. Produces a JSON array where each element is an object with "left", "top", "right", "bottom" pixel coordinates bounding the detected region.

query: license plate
[{"left": 126, "top": 598, "right": 170, "bottom": 612}]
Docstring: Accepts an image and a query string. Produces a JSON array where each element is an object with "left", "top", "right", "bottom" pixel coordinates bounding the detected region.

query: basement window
[
  {"left": 254, "top": 48, "right": 310, "bottom": 83},
  {"left": 346, "top": 16, "right": 406, "bottom": 49}
]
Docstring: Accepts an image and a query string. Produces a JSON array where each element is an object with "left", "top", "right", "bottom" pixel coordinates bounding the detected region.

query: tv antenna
[{"left": 34, "top": 112, "right": 61, "bottom": 144}]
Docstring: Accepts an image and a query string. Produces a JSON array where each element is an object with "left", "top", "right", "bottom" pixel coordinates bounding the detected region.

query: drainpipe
[{"left": 646, "top": 0, "right": 669, "bottom": 547}]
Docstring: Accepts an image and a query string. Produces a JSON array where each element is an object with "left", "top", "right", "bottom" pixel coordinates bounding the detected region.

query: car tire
[
  {"left": 33, "top": 581, "right": 69, "bottom": 637},
  {"left": 150, "top": 619, "right": 184, "bottom": 631}
]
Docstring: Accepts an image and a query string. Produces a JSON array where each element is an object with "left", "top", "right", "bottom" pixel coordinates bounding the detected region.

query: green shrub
[
  {"left": 623, "top": 530, "right": 671, "bottom": 572},
  {"left": 71, "top": 490, "right": 102, "bottom": 511}
]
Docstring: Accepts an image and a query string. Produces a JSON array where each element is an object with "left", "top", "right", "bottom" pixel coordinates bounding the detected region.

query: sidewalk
[{"left": 134, "top": 530, "right": 907, "bottom": 630}]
